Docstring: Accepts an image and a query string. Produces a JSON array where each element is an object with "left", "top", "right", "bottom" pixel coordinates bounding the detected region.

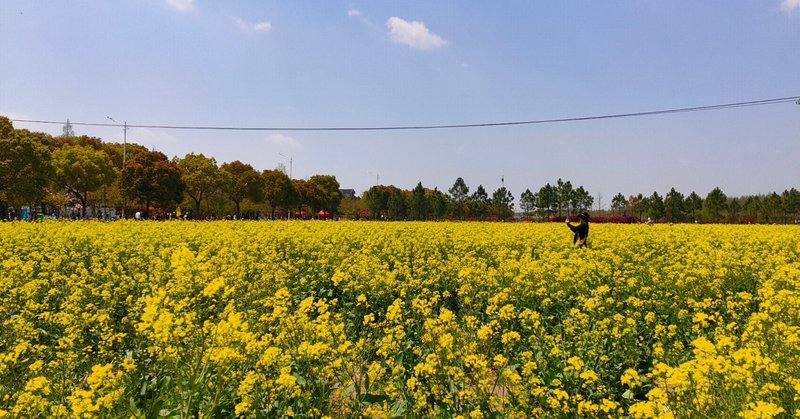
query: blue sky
[{"left": 2, "top": 1, "right": 799, "bottom": 206}]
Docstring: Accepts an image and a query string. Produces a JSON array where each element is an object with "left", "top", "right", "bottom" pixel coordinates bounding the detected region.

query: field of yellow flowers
[{"left": 1, "top": 220, "right": 798, "bottom": 418}]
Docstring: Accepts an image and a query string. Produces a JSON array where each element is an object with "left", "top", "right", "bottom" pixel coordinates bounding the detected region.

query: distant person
[
  {"left": 135, "top": 211, "right": 142, "bottom": 220},
  {"left": 565, "top": 212, "right": 590, "bottom": 248}
]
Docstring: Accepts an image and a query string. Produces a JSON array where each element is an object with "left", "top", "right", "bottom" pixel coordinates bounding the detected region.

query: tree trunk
[
  {"left": 80, "top": 191, "right": 88, "bottom": 219},
  {"left": 193, "top": 197, "right": 201, "bottom": 219}
]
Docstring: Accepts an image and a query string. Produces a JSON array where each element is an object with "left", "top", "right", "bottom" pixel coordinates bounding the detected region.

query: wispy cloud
[
  {"left": 232, "top": 17, "right": 272, "bottom": 32},
  {"left": 386, "top": 17, "right": 447, "bottom": 51},
  {"left": 265, "top": 134, "right": 301, "bottom": 149},
  {"left": 782, "top": 0, "right": 800, "bottom": 12},
  {"left": 253, "top": 21, "right": 272, "bottom": 31},
  {"left": 347, "top": 8, "right": 375, "bottom": 27},
  {"left": 166, "top": 0, "right": 194, "bottom": 12}
]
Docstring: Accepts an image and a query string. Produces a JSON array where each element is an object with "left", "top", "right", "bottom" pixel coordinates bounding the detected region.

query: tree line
[
  {"left": 0, "top": 117, "right": 342, "bottom": 220},
  {"left": 2, "top": 116, "right": 798, "bottom": 223}
]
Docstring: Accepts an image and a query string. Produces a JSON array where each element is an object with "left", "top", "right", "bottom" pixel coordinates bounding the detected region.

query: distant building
[{"left": 340, "top": 189, "right": 356, "bottom": 200}]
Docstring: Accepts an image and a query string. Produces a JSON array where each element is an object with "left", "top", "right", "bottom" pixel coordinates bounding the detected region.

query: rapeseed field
[{"left": 0, "top": 221, "right": 798, "bottom": 418}]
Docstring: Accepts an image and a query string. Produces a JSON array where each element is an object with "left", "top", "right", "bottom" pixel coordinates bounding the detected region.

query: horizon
[{"left": 2, "top": 1, "right": 799, "bottom": 205}]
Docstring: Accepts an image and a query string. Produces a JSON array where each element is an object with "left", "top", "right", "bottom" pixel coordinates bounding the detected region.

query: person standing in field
[{"left": 566, "top": 212, "right": 590, "bottom": 248}]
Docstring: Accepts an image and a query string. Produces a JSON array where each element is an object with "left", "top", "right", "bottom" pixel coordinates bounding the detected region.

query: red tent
[{"left": 317, "top": 210, "right": 330, "bottom": 218}]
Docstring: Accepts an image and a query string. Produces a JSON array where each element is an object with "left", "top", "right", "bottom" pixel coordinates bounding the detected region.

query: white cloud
[
  {"left": 386, "top": 17, "right": 447, "bottom": 51},
  {"left": 782, "top": 0, "right": 800, "bottom": 12},
  {"left": 166, "top": 0, "right": 194, "bottom": 12},
  {"left": 460, "top": 62, "right": 470, "bottom": 69},
  {"left": 253, "top": 21, "right": 272, "bottom": 31},
  {"left": 232, "top": 17, "right": 272, "bottom": 32},
  {"left": 347, "top": 9, "right": 374, "bottom": 27},
  {"left": 265, "top": 134, "right": 301, "bottom": 149}
]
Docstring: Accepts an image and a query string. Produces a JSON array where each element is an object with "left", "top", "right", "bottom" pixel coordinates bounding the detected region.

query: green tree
[
  {"left": 762, "top": 192, "right": 782, "bottom": 223},
  {"left": 492, "top": 187, "right": 514, "bottom": 220},
  {"left": 573, "top": 186, "right": 593, "bottom": 212},
  {"left": 781, "top": 188, "right": 800, "bottom": 223},
  {"left": 409, "top": 182, "right": 428, "bottom": 220},
  {"left": 262, "top": 169, "right": 293, "bottom": 219},
  {"left": 469, "top": 185, "right": 490, "bottom": 219},
  {"left": 309, "top": 174, "right": 342, "bottom": 216},
  {"left": 386, "top": 186, "right": 407, "bottom": 220},
  {"left": 535, "top": 183, "right": 558, "bottom": 219},
  {"left": 744, "top": 196, "right": 761, "bottom": 223},
  {"left": 0, "top": 125, "right": 53, "bottom": 217},
  {"left": 685, "top": 192, "right": 703, "bottom": 222},
  {"left": 364, "top": 185, "right": 388, "bottom": 219},
  {"left": 703, "top": 187, "right": 727, "bottom": 223},
  {"left": 728, "top": 198, "right": 741, "bottom": 223},
  {"left": 220, "top": 161, "right": 264, "bottom": 218},
  {"left": 52, "top": 145, "right": 117, "bottom": 218},
  {"left": 290, "top": 179, "right": 322, "bottom": 217},
  {"left": 175, "top": 153, "right": 222, "bottom": 218},
  {"left": 121, "top": 150, "right": 185, "bottom": 218},
  {"left": 556, "top": 178, "right": 573, "bottom": 216},
  {"left": 427, "top": 188, "right": 449, "bottom": 220},
  {"left": 448, "top": 177, "right": 469, "bottom": 219},
  {"left": 520, "top": 189, "right": 536, "bottom": 218},
  {"left": 647, "top": 191, "right": 665, "bottom": 221},
  {"left": 611, "top": 192, "right": 627, "bottom": 215},
  {"left": 664, "top": 188, "right": 685, "bottom": 223}
]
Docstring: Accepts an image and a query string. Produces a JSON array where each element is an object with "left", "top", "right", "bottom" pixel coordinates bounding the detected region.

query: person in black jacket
[{"left": 566, "top": 212, "right": 590, "bottom": 248}]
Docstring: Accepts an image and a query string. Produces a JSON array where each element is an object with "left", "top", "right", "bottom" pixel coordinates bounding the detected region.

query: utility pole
[
  {"left": 278, "top": 153, "right": 293, "bottom": 219},
  {"left": 106, "top": 116, "right": 128, "bottom": 218},
  {"left": 278, "top": 153, "right": 292, "bottom": 179}
]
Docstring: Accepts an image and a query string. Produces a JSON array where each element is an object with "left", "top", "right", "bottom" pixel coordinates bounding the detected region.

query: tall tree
[
  {"left": 492, "top": 186, "right": 514, "bottom": 220},
  {"left": 556, "top": 178, "right": 574, "bottom": 216},
  {"left": 52, "top": 145, "right": 117, "bottom": 218},
  {"left": 519, "top": 189, "right": 536, "bottom": 218},
  {"left": 120, "top": 150, "right": 185, "bottom": 218},
  {"left": 611, "top": 192, "right": 627, "bottom": 215},
  {"left": 262, "top": 169, "right": 293, "bottom": 219},
  {"left": 762, "top": 192, "right": 782, "bottom": 223},
  {"left": 448, "top": 177, "right": 469, "bottom": 219},
  {"left": 685, "top": 192, "right": 703, "bottom": 222},
  {"left": 309, "top": 174, "right": 342, "bottom": 216},
  {"left": 364, "top": 185, "right": 388, "bottom": 219},
  {"left": 664, "top": 188, "right": 685, "bottom": 222},
  {"left": 744, "top": 195, "right": 761, "bottom": 223},
  {"left": 535, "top": 183, "right": 558, "bottom": 219},
  {"left": 175, "top": 153, "right": 222, "bottom": 218},
  {"left": 728, "top": 198, "right": 741, "bottom": 223},
  {"left": 0, "top": 125, "right": 52, "bottom": 217},
  {"left": 386, "top": 186, "right": 407, "bottom": 220},
  {"left": 427, "top": 188, "right": 449, "bottom": 219},
  {"left": 781, "top": 188, "right": 800, "bottom": 223},
  {"left": 573, "top": 186, "right": 593, "bottom": 212},
  {"left": 647, "top": 191, "right": 665, "bottom": 221},
  {"left": 470, "top": 185, "right": 490, "bottom": 219},
  {"left": 409, "top": 182, "right": 428, "bottom": 220},
  {"left": 290, "top": 179, "right": 323, "bottom": 217},
  {"left": 220, "top": 161, "right": 264, "bottom": 218},
  {"left": 703, "top": 187, "right": 727, "bottom": 223}
]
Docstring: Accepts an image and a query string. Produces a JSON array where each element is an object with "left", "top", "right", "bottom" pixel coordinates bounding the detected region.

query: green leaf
[
  {"left": 341, "top": 383, "right": 356, "bottom": 398},
  {"left": 363, "top": 393, "right": 390, "bottom": 404},
  {"left": 390, "top": 400, "right": 407, "bottom": 416}
]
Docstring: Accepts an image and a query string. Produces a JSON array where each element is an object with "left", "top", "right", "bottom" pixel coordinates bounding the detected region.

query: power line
[{"left": 9, "top": 95, "right": 799, "bottom": 132}]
